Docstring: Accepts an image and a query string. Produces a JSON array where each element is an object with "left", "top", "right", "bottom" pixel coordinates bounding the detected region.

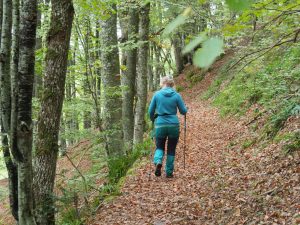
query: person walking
[{"left": 148, "top": 76, "right": 188, "bottom": 178}]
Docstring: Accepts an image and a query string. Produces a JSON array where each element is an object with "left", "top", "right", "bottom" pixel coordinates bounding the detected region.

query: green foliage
[
  {"left": 210, "top": 45, "right": 300, "bottom": 118},
  {"left": 193, "top": 38, "right": 224, "bottom": 68},
  {"left": 225, "top": 0, "right": 253, "bottom": 11},
  {"left": 162, "top": 7, "right": 192, "bottom": 36},
  {"left": 59, "top": 208, "right": 83, "bottom": 225},
  {"left": 182, "top": 33, "right": 207, "bottom": 54},
  {"left": 204, "top": 42, "right": 300, "bottom": 155},
  {"left": 283, "top": 132, "right": 300, "bottom": 154},
  {"left": 242, "top": 139, "right": 255, "bottom": 149},
  {"left": 107, "top": 138, "right": 152, "bottom": 184}
]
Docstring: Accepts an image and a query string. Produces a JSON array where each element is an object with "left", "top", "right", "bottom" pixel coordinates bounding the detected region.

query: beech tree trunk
[
  {"left": 0, "top": 0, "right": 18, "bottom": 221},
  {"left": 17, "top": 0, "right": 38, "bottom": 224},
  {"left": 122, "top": 1, "right": 139, "bottom": 151},
  {"left": 134, "top": 3, "right": 150, "bottom": 144},
  {"left": 9, "top": 0, "right": 20, "bottom": 220},
  {"left": 100, "top": 4, "right": 123, "bottom": 157},
  {"left": 0, "top": 0, "right": 12, "bottom": 142},
  {"left": 33, "top": 0, "right": 74, "bottom": 224}
]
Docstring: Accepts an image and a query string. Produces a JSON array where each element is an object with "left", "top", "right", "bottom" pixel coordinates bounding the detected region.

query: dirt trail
[{"left": 90, "top": 64, "right": 247, "bottom": 224}]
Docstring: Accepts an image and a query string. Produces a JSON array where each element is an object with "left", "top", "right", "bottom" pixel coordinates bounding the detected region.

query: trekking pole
[{"left": 183, "top": 114, "right": 187, "bottom": 170}]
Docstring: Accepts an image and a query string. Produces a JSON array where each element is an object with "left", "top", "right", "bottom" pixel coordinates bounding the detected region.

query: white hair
[{"left": 160, "top": 76, "right": 175, "bottom": 87}]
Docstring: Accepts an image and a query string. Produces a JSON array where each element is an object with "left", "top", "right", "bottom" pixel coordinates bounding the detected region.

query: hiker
[{"left": 148, "top": 76, "right": 188, "bottom": 178}]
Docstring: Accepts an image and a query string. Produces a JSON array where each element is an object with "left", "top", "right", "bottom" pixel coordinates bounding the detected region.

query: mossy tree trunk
[
  {"left": 122, "top": 1, "right": 139, "bottom": 151},
  {"left": 100, "top": 4, "right": 124, "bottom": 157},
  {"left": 134, "top": 3, "right": 150, "bottom": 144},
  {"left": 33, "top": 0, "right": 74, "bottom": 224}
]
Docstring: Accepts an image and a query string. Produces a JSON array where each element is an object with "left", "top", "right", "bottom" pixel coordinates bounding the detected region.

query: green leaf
[
  {"left": 225, "top": 0, "right": 252, "bottom": 11},
  {"left": 163, "top": 7, "right": 192, "bottom": 36},
  {"left": 182, "top": 34, "right": 207, "bottom": 54},
  {"left": 193, "top": 37, "right": 224, "bottom": 68}
]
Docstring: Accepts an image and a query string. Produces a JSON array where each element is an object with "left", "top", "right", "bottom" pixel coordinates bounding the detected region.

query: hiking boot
[
  {"left": 166, "top": 173, "right": 173, "bottom": 178},
  {"left": 155, "top": 164, "right": 162, "bottom": 177}
]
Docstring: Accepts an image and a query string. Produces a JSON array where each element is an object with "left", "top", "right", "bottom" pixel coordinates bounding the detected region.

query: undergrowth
[
  {"left": 57, "top": 136, "right": 153, "bottom": 225},
  {"left": 203, "top": 44, "right": 300, "bottom": 148}
]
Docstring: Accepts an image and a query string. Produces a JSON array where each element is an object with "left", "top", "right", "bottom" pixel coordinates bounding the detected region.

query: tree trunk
[
  {"left": 147, "top": 45, "right": 154, "bottom": 91},
  {"left": 33, "top": 3, "right": 43, "bottom": 99},
  {"left": 9, "top": 0, "right": 20, "bottom": 220},
  {"left": 0, "top": 0, "right": 2, "bottom": 47},
  {"left": 172, "top": 33, "right": 184, "bottom": 75},
  {"left": 33, "top": 0, "right": 74, "bottom": 224},
  {"left": 134, "top": 3, "right": 150, "bottom": 144},
  {"left": 0, "top": 0, "right": 18, "bottom": 221},
  {"left": 118, "top": 1, "right": 128, "bottom": 85},
  {"left": 17, "top": 0, "right": 37, "bottom": 223},
  {"left": 0, "top": 0, "right": 12, "bottom": 143},
  {"left": 100, "top": 4, "right": 123, "bottom": 157},
  {"left": 122, "top": 1, "right": 139, "bottom": 151},
  {"left": 153, "top": 44, "right": 161, "bottom": 90}
]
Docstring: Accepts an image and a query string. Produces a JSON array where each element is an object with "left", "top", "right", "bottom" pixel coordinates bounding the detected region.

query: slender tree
[
  {"left": 33, "top": 0, "right": 74, "bottom": 224},
  {"left": 17, "top": 0, "right": 38, "bottom": 223},
  {"left": 100, "top": 4, "right": 123, "bottom": 157},
  {"left": 134, "top": 3, "right": 150, "bottom": 144},
  {"left": 0, "top": 0, "right": 12, "bottom": 142},
  {"left": 0, "top": 0, "right": 19, "bottom": 221},
  {"left": 153, "top": 44, "right": 161, "bottom": 90},
  {"left": 9, "top": 0, "right": 20, "bottom": 220},
  {"left": 147, "top": 45, "right": 154, "bottom": 91},
  {"left": 122, "top": 0, "right": 139, "bottom": 150}
]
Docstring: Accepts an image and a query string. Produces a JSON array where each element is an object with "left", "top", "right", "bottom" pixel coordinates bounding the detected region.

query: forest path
[{"left": 90, "top": 61, "right": 247, "bottom": 225}]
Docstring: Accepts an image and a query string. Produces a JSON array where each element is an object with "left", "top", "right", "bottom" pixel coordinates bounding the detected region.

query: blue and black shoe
[{"left": 155, "top": 164, "right": 162, "bottom": 177}]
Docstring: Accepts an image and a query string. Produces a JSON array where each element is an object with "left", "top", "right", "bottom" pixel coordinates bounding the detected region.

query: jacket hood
[{"left": 160, "top": 87, "right": 176, "bottom": 97}]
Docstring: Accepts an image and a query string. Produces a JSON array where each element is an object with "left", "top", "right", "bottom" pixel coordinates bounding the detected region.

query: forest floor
[{"left": 89, "top": 57, "right": 300, "bottom": 224}]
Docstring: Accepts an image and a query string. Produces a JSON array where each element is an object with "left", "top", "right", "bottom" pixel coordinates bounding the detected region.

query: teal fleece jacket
[{"left": 148, "top": 87, "right": 188, "bottom": 124}]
